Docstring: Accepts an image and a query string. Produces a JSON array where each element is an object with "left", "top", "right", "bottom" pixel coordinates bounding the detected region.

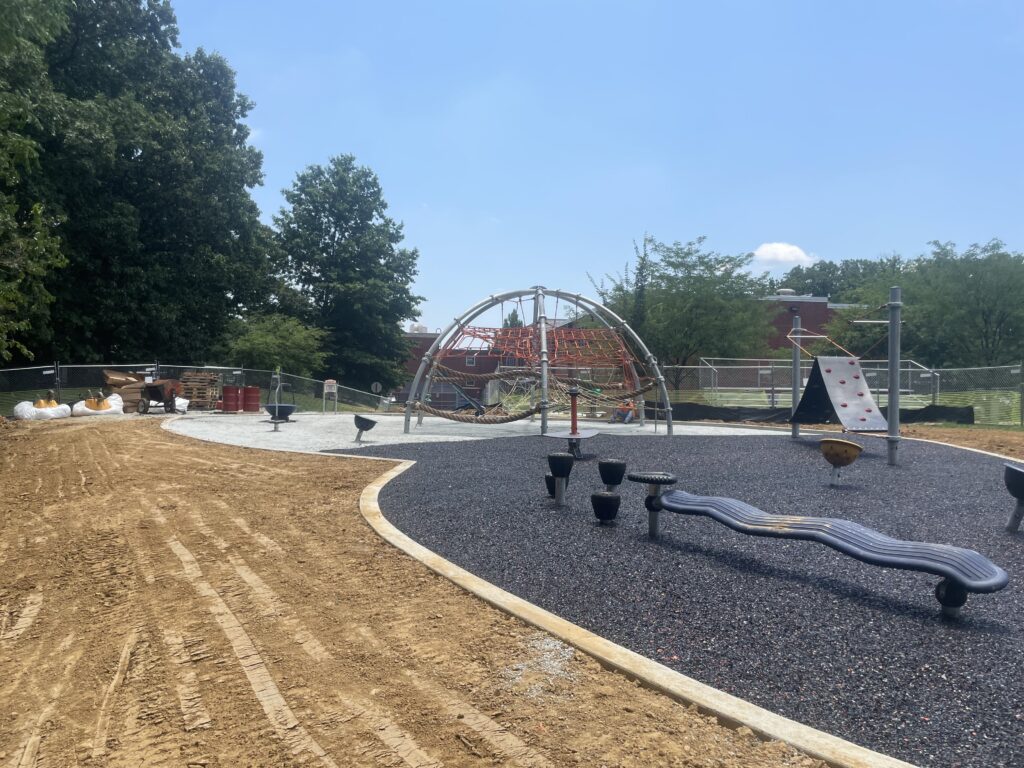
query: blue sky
[{"left": 172, "top": 0, "right": 1024, "bottom": 331}]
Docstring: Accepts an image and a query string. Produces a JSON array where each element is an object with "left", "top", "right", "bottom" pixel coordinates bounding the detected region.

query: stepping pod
[
  {"left": 547, "top": 452, "right": 575, "bottom": 507},
  {"left": 598, "top": 459, "right": 627, "bottom": 492},
  {"left": 591, "top": 492, "right": 621, "bottom": 525}
]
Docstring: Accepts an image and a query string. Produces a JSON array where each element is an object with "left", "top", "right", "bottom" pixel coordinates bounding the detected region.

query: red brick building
[{"left": 761, "top": 291, "right": 855, "bottom": 349}]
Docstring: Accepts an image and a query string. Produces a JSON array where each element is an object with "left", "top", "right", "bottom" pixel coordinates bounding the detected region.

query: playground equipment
[
  {"left": 591, "top": 492, "right": 620, "bottom": 524},
  {"left": 265, "top": 370, "right": 296, "bottom": 429},
  {"left": 545, "top": 386, "right": 598, "bottom": 459},
  {"left": 789, "top": 286, "right": 903, "bottom": 465},
  {"left": 1005, "top": 464, "right": 1024, "bottom": 532},
  {"left": 791, "top": 358, "right": 888, "bottom": 431},
  {"left": 598, "top": 459, "right": 627, "bottom": 491},
  {"left": 819, "top": 438, "right": 864, "bottom": 486},
  {"left": 627, "top": 474, "right": 1008, "bottom": 617},
  {"left": 403, "top": 287, "right": 672, "bottom": 435},
  {"left": 547, "top": 452, "right": 575, "bottom": 507},
  {"left": 353, "top": 414, "right": 377, "bottom": 443},
  {"left": 591, "top": 459, "right": 627, "bottom": 525}
]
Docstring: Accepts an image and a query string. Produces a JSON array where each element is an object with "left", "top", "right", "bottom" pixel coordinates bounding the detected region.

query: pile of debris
[
  {"left": 179, "top": 371, "right": 220, "bottom": 410},
  {"left": 103, "top": 370, "right": 181, "bottom": 414}
]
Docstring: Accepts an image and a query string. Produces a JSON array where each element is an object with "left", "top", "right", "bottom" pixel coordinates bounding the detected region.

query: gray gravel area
[{"left": 346, "top": 433, "right": 1024, "bottom": 768}]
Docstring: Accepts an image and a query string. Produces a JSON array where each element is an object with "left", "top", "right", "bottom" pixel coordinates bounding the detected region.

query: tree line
[
  {"left": 0, "top": 0, "right": 420, "bottom": 389},
  {"left": 593, "top": 236, "right": 1024, "bottom": 370}
]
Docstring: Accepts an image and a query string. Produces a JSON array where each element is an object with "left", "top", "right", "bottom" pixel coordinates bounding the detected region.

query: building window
[{"left": 466, "top": 356, "right": 476, "bottom": 367}]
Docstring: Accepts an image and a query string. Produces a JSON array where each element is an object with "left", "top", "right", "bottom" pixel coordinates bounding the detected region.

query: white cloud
[{"left": 753, "top": 242, "right": 816, "bottom": 267}]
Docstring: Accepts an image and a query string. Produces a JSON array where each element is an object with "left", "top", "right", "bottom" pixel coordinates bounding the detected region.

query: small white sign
[{"left": 371, "top": 382, "right": 383, "bottom": 394}]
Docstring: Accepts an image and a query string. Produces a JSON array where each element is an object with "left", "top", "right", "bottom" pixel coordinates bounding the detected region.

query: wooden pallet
[{"left": 180, "top": 372, "right": 220, "bottom": 410}]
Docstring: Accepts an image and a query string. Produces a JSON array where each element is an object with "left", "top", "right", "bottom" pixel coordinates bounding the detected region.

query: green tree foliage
[
  {"left": 0, "top": 0, "right": 66, "bottom": 360},
  {"left": 824, "top": 244, "right": 1024, "bottom": 368},
  {"left": 224, "top": 314, "right": 327, "bottom": 378},
  {"left": 6, "top": 0, "right": 270, "bottom": 363},
  {"left": 778, "top": 256, "right": 903, "bottom": 301},
  {"left": 592, "top": 236, "right": 777, "bottom": 376},
  {"left": 502, "top": 307, "right": 523, "bottom": 328},
  {"left": 905, "top": 241, "right": 1024, "bottom": 367},
  {"left": 276, "top": 155, "right": 421, "bottom": 389}
]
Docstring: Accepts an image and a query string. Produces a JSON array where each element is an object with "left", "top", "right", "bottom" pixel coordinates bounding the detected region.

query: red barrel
[
  {"left": 242, "top": 386, "right": 261, "bottom": 412},
  {"left": 222, "top": 385, "right": 241, "bottom": 412}
]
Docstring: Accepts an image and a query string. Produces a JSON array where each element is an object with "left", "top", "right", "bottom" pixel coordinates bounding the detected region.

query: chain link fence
[
  {"left": 3, "top": 360, "right": 1021, "bottom": 424},
  {"left": 0, "top": 362, "right": 386, "bottom": 417},
  {"left": 660, "top": 359, "right": 1023, "bottom": 426}
]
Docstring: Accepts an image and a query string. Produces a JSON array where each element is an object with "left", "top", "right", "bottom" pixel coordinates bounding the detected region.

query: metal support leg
[
  {"left": 1008, "top": 502, "right": 1024, "bottom": 533},
  {"left": 554, "top": 478, "right": 567, "bottom": 507},
  {"left": 646, "top": 483, "right": 663, "bottom": 538}
]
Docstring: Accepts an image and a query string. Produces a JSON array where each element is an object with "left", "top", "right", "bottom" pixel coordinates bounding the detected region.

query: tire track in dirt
[
  {"left": 167, "top": 535, "right": 340, "bottom": 767},
  {"left": 180, "top": 509, "right": 446, "bottom": 767},
  {"left": 225, "top": 553, "right": 331, "bottom": 662},
  {"left": 90, "top": 628, "right": 140, "bottom": 758},
  {"left": 228, "top": 514, "right": 285, "bottom": 555},
  {"left": 5, "top": 634, "right": 83, "bottom": 768},
  {"left": 161, "top": 630, "right": 213, "bottom": 732},
  {"left": 0, "top": 591, "right": 43, "bottom": 642},
  {"left": 195, "top": 508, "right": 550, "bottom": 768}
]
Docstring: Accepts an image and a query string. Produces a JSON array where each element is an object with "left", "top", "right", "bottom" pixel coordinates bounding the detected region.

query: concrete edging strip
[{"left": 359, "top": 460, "right": 918, "bottom": 768}]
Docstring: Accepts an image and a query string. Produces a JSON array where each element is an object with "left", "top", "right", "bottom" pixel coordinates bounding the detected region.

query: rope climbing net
[{"left": 413, "top": 294, "right": 659, "bottom": 424}]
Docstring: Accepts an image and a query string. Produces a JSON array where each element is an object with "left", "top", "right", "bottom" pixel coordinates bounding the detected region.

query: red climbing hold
[
  {"left": 839, "top": 379, "right": 846, "bottom": 384},
  {"left": 857, "top": 391, "right": 864, "bottom": 396},
  {"left": 853, "top": 374, "right": 861, "bottom": 379},
  {"left": 841, "top": 402, "right": 848, "bottom": 407},
  {"left": 825, "top": 368, "right": 832, "bottom": 373},
  {"left": 849, "top": 359, "right": 857, "bottom": 365}
]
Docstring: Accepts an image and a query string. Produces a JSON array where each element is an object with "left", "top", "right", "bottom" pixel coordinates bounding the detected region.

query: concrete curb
[{"left": 359, "top": 460, "right": 919, "bottom": 768}]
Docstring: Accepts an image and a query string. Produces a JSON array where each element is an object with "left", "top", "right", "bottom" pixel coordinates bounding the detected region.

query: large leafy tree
[
  {"left": 905, "top": 241, "right": 1024, "bottom": 367},
  {"left": 592, "top": 236, "right": 777, "bottom": 381},
  {"left": 276, "top": 154, "right": 421, "bottom": 388},
  {"left": 8, "top": 0, "right": 270, "bottom": 363},
  {"left": 0, "top": 0, "right": 66, "bottom": 361},
  {"left": 224, "top": 314, "right": 327, "bottom": 378}
]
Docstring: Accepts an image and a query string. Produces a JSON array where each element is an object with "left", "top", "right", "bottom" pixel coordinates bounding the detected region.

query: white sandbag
[
  {"left": 72, "top": 393, "right": 124, "bottom": 417},
  {"left": 12, "top": 401, "right": 72, "bottom": 420},
  {"left": 143, "top": 396, "right": 189, "bottom": 413}
]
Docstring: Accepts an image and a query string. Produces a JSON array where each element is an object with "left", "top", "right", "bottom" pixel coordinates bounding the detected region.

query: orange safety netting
[{"left": 439, "top": 325, "right": 636, "bottom": 368}]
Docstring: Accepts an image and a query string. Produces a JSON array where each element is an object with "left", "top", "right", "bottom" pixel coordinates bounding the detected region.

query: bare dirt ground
[
  {"left": 0, "top": 419, "right": 824, "bottom": 768},
  {"left": 900, "top": 424, "right": 1024, "bottom": 461},
  {"left": 798, "top": 421, "right": 1024, "bottom": 461}
]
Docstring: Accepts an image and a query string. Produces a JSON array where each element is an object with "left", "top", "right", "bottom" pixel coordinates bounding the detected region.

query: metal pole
[
  {"left": 791, "top": 315, "right": 801, "bottom": 438},
  {"left": 887, "top": 286, "right": 902, "bottom": 466},
  {"left": 536, "top": 286, "right": 550, "bottom": 434},
  {"left": 54, "top": 360, "right": 61, "bottom": 404}
]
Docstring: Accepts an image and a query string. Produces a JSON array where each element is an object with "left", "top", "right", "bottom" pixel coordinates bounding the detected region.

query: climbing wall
[{"left": 790, "top": 356, "right": 889, "bottom": 431}]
